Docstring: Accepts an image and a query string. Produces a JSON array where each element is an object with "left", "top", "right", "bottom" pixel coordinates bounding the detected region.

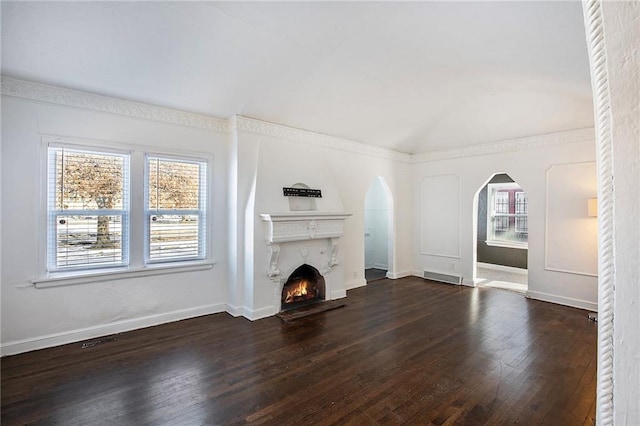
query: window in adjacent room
[
  {"left": 486, "top": 182, "right": 528, "bottom": 249},
  {"left": 47, "top": 146, "right": 130, "bottom": 271}
]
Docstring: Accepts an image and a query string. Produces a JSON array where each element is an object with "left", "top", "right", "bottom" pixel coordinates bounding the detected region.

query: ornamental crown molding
[
  {"left": 2, "top": 77, "right": 596, "bottom": 163},
  {"left": 234, "top": 115, "right": 412, "bottom": 163},
  {"left": 1, "top": 76, "right": 229, "bottom": 133},
  {"left": 410, "top": 127, "right": 596, "bottom": 163}
]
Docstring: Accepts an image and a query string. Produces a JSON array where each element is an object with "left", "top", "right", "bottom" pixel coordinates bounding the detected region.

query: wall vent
[{"left": 423, "top": 270, "right": 462, "bottom": 285}]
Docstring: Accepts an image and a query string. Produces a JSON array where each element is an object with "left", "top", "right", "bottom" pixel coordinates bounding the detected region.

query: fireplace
[
  {"left": 281, "top": 264, "right": 326, "bottom": 312},
  {"left": 254, "top": 212, "right": 351, "bottom": 320}
]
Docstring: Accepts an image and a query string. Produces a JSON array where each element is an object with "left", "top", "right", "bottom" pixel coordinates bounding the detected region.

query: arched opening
[
  {"left": 364, "top": 176, "right": 394, "bottom": 282},
  {"left": 473, "top": 173, "right": 528, "bottom": 293}
]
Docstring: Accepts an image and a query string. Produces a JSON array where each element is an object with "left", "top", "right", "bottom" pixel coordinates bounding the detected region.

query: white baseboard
[
  {"left": 372, "top": 263, "right": 388, "bottom": 270},
  {"left": 386, "top": 270, "right": 412, "bottom": 279},
  {"left": 345, "top": 278, "right": 367, "bottom": 290},
  {"left": 243, "top": 305, "right": 278, "bottom": 321},
  {"left": 225, "top": 303, "right": 244, "bottom": 317},
  {"left": 1, "top": 303, "right": 226, "bottom": 357},
  {"left": 461, "top": 279, "right": 477, "bottom": 287},
  {"left": 526, "top": 290, "right": 598, "bottom": 312},
  {"left": 331, "top": 289, "right": 347, "bottom": 299},
  {"left": 477, "top": 262, "right": 527, "bottom": 275}
]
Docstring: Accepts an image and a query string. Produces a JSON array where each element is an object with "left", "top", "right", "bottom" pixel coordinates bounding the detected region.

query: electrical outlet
[
  {"left": 449, "top": 263, "right": 455, "bottom": 270},
  {"left": 353, "top": 271, "right": 358, "bottom": 279}
]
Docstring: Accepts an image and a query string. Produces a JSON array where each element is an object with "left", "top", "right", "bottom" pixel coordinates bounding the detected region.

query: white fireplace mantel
[
  {"left": 259, "top": 212, "right": 351, "bottom": 243},
  {"left": 259, "top": 212, "right": 351, "bottom": 281}
]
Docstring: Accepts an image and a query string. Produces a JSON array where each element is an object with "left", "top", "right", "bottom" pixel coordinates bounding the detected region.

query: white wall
[
  {"left": 412, "top": 132, "right": 598, "bottom": 311},
  {"left": 364, "top": 177, "right": 390, "bottom": 270},
  {"left": 1, "top": 94, "right": 230, "bottom": 355},
  {"left": 603, "top": 1, "right": 640, "bottom": 423}
]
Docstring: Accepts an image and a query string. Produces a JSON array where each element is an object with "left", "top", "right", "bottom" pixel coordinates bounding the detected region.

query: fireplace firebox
[{"left": 281, "top": 264, "right": 326, "bottom": 312}]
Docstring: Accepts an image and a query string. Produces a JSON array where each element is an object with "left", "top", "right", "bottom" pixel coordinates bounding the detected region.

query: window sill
[
  {"left": 32, "top": 261, "right": 216, "bottom": 289},
  {"left": 485, "top": 240, "right": 528, "bottom": 250}
]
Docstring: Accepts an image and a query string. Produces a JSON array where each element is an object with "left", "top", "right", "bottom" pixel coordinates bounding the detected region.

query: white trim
[
  {"left": 411, "top": 127, "right": 596, "bottom": 163},
  {"left": 420, "top": 174, "right": 462, "bottom": 258},
  {"left": 244, "top": 305, "right": 278, "bottom": 321},
  {"left": 330, "top": 288, "right": 347, "bottom": 299},
  {"left": 260, "top": 212, "right": 352, "bottom": 222},
  {"left": 372, "top": 262, "right": 388, "bottom": 270},
  {"left": 345, "top": 278, "right": 367, "bottom": 290},
  {"left": 1, "top": 77, "right": 229, "bottom": 132},
  {"left": 234, "top": 115, "right": 411, "bottom": 163},
  {"left": 477, "top": 262, "right": 528, "bottom": 275},
  {"left": 526, "top": 290, "right": 598, "bottom": 312},
  {"left": 461, "top": 279, "right": 477, "bottom": 288},
  {"left": 544, "top": 267, "right": 598, "bottom": 278},
  {"left": 42, "top": 135, "right": 218, "bottom": 161},
  {"left": 544, "top": 162, "right": 598, "bottom": 278},
  {"left": 386, "top": 270, "right": 412, "bottom": 279},
  {"left": 0, "top": 303, "right": 226, "bottom": 356},
  {"left": 225, "top": 303, "right": 244, "bottom": 317},
  {"left": 485, "top": 240, "right": 528, "bottom": 250},
  {"left": 2, "top": 77, "right": 596, "bottom": 164},
  {"left": 33, "top": 261, "right": 216, "bottom": 288}
]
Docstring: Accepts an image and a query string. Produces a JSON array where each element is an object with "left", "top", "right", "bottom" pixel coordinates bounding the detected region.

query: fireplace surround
[{"left": 259, "top": 212, "right": 351, "bottom": 314}]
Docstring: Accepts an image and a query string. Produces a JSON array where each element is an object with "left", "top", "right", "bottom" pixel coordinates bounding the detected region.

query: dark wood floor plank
[{"left": 1, "top": 277, "right": 596, "bottom": 425}]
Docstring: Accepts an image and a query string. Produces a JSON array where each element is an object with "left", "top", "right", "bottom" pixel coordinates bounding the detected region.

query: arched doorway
[
  {"left": 473, "top": 173, "right": 528, "bottom": 293},
  {"left": 364, "top": 176, "right": 394, "bottom": 283}
]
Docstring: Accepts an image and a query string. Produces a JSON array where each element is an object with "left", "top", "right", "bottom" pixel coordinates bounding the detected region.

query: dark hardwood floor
[{"left": 1, "top": 277, "right": 596, "bottom": 425}]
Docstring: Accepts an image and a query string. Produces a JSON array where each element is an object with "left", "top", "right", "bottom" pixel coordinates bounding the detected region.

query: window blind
[
  {"left": 145, "top": 155, "right": 207, "bottom": 263},
  {"left": 47, "top": 146, "right": 130, "bottom": 271}
]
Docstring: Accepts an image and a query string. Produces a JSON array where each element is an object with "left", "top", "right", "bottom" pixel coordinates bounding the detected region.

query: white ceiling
[{"left": 1, "top": 1, "right": 594, "bottom": 154}]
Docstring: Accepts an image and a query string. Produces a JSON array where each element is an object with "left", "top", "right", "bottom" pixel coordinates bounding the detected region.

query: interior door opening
[{"left": 473, "top": 173, "right": 528, "bottom": 293}]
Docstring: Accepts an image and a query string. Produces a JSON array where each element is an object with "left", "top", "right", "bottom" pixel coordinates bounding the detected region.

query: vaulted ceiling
[{"left": 1, "top": 1, "right": 594, "bottom": 154}]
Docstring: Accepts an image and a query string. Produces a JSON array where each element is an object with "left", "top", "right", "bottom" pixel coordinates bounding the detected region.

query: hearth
[{"left": 281, "top": 264, "right": 325, "bottom": 312}]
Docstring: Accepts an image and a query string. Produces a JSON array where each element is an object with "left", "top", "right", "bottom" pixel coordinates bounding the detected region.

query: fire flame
[{"left": 284, "top": 279, "right": 316, "bottom": 304}]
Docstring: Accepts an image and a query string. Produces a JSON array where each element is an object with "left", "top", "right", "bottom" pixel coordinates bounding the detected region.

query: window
[
  {"left": 145, "top": 156, "right": 207, "bottom": 263},
  {"left": 48, "top": 146, "right": 130, "bottom": 271},
  {"left": 486, "top": 183, "right": 528, "bottom": 249},
  {"left": 46, "top": 141, "right": 210, "bottom": 277}
]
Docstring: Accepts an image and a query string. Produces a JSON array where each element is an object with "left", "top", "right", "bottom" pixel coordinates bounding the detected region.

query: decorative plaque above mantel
[{"left": 283, "top": 187, "right": 322, "bottom": 198}]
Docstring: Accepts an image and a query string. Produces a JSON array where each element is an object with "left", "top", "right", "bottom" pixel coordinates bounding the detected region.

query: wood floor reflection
[{"left": 1, "top": 277, "right": 596, "bottom": 425}]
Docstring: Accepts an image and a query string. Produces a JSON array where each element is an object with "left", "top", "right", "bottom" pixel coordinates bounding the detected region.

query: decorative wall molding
[
  {"left": 411, "top": 127, "right": 596, "bottom": 163},
  {"left": 544, "top": 162, "right": 598, "bottom": 278},
  {"left": 582, "top": 1, "right": 615, "bottom": 424},
  {"left": 1, "top": 76, "right": 229, "bottom": 133},
  {"left": 420, "top": 174, "right": 461, "bottom": 258},
  {"left": 234, "top": 115, "right": 412, "bottom": 163}
]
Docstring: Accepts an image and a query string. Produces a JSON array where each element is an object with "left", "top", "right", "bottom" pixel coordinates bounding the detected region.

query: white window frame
[
  {"left": 515, "top": 191, "right": 528, "bottom": 234},
  {"left": 144, "top": 154, "right": 209, "bottom": 264},
  {"left": 46, "top": 143, "right": 131, "bottom": 273},
  {"left": 485, "top": 182, "right": 528, "bottom": 250},
  {"left": 36, "top": 136, "right": 214, "bottom": 288}
]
